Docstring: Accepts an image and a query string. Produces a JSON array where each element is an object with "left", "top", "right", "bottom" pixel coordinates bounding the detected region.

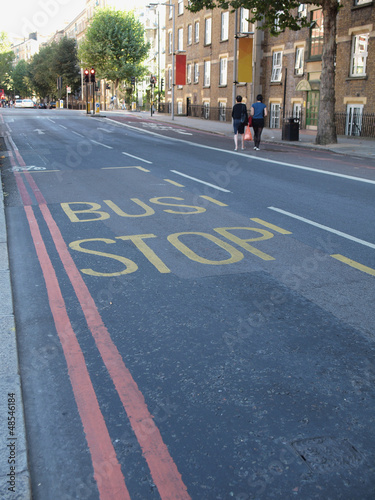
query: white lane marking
[
  {"left": 268, "top": 207, "right": 375, "bottom": 249},
  {"left": 122, "top": 152, "right": 152, "bottom": 164},
  {"left": 72, "top": 131, "right": 84, "bottom": 137},
  {"left": 59, "top": 124, "right": 68, "bottom": 130},
  {"left": 107, "top": 119, "right": 375, "bottom": 186},
  {"left": 91, "top": 139, "right": 113, "bottom": 149},
  {"left": 170, "top": 170, "right": 231, "bottom": 193},
  {"left": 47, "top": 118, "right": 55, "bottom": 123}
]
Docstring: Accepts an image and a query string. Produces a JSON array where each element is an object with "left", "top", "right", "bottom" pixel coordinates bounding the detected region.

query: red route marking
[
  {"left": 14, "top": 153, "right": 190, "bottom": 498},
  {"left": 24, "top": 204, "right": 130, "bottom": 500}
]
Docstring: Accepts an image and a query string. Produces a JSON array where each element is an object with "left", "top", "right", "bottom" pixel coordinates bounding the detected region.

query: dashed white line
[
  {"left": 122, "top": 152, "right": 152, "bottom": 164},
  {"left": 170, "top": 170, "right": 231, "bottom": 193},
  {"left": 91, "top": 140, "right": 113, "bottom": 149},
  {"left": 268, "top": 206, "right": 375, "bottom": 249}
]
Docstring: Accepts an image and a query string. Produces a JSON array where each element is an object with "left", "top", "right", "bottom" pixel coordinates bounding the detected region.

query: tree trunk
[{"left": 315, "top": 0, "right": 339, "bottom": 145}]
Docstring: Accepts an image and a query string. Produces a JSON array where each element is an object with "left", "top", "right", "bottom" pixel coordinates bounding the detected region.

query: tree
[
  {"left": 188, "top": 0, "right": 340, "bottom": 145},
  {"left": 0, "top": 32, "right": 15, "bottom": 94},
  {"left": 78, "top": 9, "right": 150, "bottom": 104},
  {"left": 12, "top": 60, "right": 33, "bottom": 98},
  {"left": 29, "top": 38, "right": 80, "bottom": 100}
]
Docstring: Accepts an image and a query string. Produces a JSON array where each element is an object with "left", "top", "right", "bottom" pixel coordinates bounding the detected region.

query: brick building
[
  {"left": 261, "top": 0, "right": 375, "bottom": 134},
  {"left": 164, "top": 1, "right": 258, "bottom": 118}
]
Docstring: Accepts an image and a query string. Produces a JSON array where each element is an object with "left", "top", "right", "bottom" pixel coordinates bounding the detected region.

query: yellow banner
[{"left": 238, "top": 38, "right": 253, "bottom": 83}]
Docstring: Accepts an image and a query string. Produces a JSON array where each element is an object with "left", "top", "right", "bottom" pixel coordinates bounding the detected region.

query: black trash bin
[{"left": 282, "top": 118, "right": 300, "bottom": 141}]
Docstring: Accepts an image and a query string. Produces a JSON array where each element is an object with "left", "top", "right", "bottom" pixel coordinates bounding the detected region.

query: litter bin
[{"left": 282, "top": 118, "right": 300, "bottom": 141}]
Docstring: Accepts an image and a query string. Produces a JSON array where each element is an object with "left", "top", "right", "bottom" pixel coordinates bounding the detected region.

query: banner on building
[
  {"left": 175, "top": 54, "right": 186, "bottom": 86},
  {"left": 238, "top": 38, "right": 253, "bottom": 83}
]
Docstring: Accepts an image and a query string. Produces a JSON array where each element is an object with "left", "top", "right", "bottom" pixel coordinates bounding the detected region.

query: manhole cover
[{"left": 291, "top": 436, "right": 363, "bottom": 473}]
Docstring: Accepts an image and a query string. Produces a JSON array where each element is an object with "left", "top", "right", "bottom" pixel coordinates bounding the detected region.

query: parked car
[
  {"left": 22, "top": 99, "right": 35, "bottom": 108},
  {"left": 49, "top": 101, "right": 56, "bottom": 109},
  {"left": 38, "top": 102, "right": 47, "bottom": 109},
  {"left": 14, "top": 99, "right": 23, "bottom": 108}
]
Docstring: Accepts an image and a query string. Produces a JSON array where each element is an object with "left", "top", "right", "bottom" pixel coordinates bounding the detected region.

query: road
[{"left": 1, "top": 108, "right": 375, "bottom": 499}]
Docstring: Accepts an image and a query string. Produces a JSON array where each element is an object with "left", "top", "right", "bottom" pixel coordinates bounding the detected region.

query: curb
[{"left": 0, "top": 167, "right": 32, "bottom": 499}]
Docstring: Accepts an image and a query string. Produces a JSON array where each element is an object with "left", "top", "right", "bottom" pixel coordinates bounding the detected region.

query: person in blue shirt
[{"left": 250, "top": 94, "right": 268, "bottom": 151}]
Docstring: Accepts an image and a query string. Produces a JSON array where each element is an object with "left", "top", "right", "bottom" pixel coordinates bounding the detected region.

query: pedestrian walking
[
  {"left": 232, "top": 95, "right": 248, "bottom": 151},
  {"left": 250, "top": 94, "right": 267, "bottom": 151}
]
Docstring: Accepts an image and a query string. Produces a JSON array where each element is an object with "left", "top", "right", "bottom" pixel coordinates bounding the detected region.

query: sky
[{"left": 0, "top": 0, "right": 144, "bottom": 42}]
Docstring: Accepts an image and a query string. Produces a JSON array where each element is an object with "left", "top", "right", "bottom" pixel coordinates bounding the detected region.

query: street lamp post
[{"left": 148, "top": 2, "right": 175, "bottom": 120}]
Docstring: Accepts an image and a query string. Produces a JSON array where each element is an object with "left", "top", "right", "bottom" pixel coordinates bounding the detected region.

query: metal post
[
  {"left": 171, "top": 1, "right": 175, "bottom": 120},
  {"left": 232, "top": 9, "right": 238, "bottom": 107}
]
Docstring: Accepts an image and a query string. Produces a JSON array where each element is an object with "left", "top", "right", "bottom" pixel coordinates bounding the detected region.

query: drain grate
[{"left": 291, "top": 436, "right": 363, "bottom": 473}]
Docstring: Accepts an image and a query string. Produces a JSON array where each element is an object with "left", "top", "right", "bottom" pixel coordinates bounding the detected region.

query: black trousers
[{"left": 252, "top": 118, "right": 265, "bottom": 148}]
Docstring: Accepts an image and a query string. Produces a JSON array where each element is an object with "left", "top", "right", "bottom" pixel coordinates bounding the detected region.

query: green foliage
[
  {"left": 0, "top": 31, "right": 15, "bottom": 92},
  {"left": 29, "top": 37, "right": 80, "bottom": 99},
  {"left": 78, "top": 8, "right": 150, "bottom": 86},
  {"left": 188, "top": 0, "right": 319, "bottom": 35},
  {"left": 12, "top": 60, "right": 32, "bottom": 98}
]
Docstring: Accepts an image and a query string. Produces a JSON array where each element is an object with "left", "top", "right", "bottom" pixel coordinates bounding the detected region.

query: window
[
  {"left": 168, "top": 68, "right": 172, "bottom": 89},
  {"left": 205, "top": 17, "right": 212, "bottom": 45},
  {"left": 194, "top": 21, "right": 199, "bottom": 43},
  {"left": 346, "top": 104, "right": 363, "bottom": 136},
  {"left": 169, "top": 5, "right": 173, "bottom": 20},
  {"left": 270, "top": 103, "right": 281, "bottom": 128},
  {"left": 221, "top": 12, "right": 229, "bottom": 41},
  {"left": 178, "top": 28, "right": 183, "bottom": 51},
  {"left": 204, "top": 61, "right": 210, "bottom": 86},
  {"left": 203, "top": 102, "right": 210, "bottom": 119},
  {"left": 194, "top": 62, "right": 199, "bottom": 83},
  {"left": 297, "top": 4, "right": 307, "bottom": 18},
  {"left": 354, "top": 0, "right": 371, "bottom": 4},
  {"left": 177, "top": 101, "right": 183, "bottom": 115},
  {"left": 187, "top": 24, "right": 192, "bottom": 45},
  {"left": 178, "top": 0, "right": 183, "bottom": 15},
  {"left": 274, "top": 11, "right": 283, "bottom": 32},
  {"left": 187, "top": 63, "right": 192, "bottom": 84},
  {"left": 219, "top": 57, "right": 227, "bottom": 86},
  {"left": 271, "top": 51, "right": 283, "bottom": 82},
  {"left": 240, "top": 8, "right": 250, "bottom": 33},
  {"left": 168, "top": 32, "right": 172, "bottom": 54},
  {"left": 219, "top": 102, "right": 226, "bottom": 122},
  {"left": 309, "top": 9, "right": 324, "bottom": 59},
  {"left": 295, "top": 47, "right": 304, "bottom": 75},
  {"left": 350, "top": 34, "right": 368, "bottom": 76}
]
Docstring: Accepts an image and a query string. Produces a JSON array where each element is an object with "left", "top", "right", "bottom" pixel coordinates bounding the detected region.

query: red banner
[{"left": 175, "top": 54, "right": 186, "bottom": 86}]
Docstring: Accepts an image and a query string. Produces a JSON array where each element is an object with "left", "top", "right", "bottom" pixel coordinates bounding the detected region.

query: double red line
[{"left": 4, "top": 128, "right": 190, "bottom": 500}]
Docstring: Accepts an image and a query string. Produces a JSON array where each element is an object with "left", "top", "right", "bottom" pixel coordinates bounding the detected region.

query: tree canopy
[
  {"left": 188, "top": 0, "right": 340, "bottom": 145},
  {"left": 0, "top": 32, "right": 15, "bottom": 94},
  {"left": 78, "top": 8, "right": 150, "bottom": 92}
]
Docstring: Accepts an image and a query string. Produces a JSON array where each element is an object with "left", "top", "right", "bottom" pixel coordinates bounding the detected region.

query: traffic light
[
  {"left": 160, "top": 78, "right": 164, "bottom": 91},
  {"left": 84, "top": 68, "right": 89, "bottom": 83},
  {"left": 90, "top": 68, "right": 95, "bottom": 83}
]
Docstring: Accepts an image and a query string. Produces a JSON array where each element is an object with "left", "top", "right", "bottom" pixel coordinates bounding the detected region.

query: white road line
[
  {"left": 59, "top": 124, "right": 68, "bottom": 130},
  {"left": 268, "top": 206, "right": 375, "bottom": 249},
  {"left": 91, "top": 139, "right": 113, "bottom": 149},
  {"left": 107, "top": 119, "right": 375, "bottom": 186},
  {"left": 170, "top": 170, "right": 231, "bottom": 193},
  {"left": 122, "top": 152, "right": 152, "bottom": 164},
  {"left": 72, "top": 131, "right": 84, "bottom": 137}
]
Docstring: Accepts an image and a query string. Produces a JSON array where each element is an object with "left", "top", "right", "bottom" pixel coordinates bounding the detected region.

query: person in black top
[{"left": 231, "top": 95, "right": 248, "bottom": 151}]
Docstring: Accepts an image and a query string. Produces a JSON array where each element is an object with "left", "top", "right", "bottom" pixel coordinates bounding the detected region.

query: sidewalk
[{"left": 106, "top": 109, "right": 375, "bottom": 159}]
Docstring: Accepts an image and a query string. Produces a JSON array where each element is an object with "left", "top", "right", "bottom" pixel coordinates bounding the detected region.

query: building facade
[
  {"left": 261, "top": 0, "right": 375, "bottom": 134},
  {"left": 164, "top": 1, "right": 258, "bottom": 118}
]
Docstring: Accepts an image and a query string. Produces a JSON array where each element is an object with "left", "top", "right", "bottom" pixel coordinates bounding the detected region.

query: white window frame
[
  {"left": 221, "top": 12, "right": 229, "bottom": 41},
  {"left": 178, "top": 28, "right": 183, "bottom": 52},
  {"left": 346, "top": 104, "right": 363, "bottom": 136},
  {"left": 219, "top": 57, "right": 227, "bottom": 86},
  {"left": 297, "top": 4, "right": 307, "bottom": 18},
  {"left": 177, "top": 101, "right": 183, "bottom": 115},
  {"left": 194, "top": 62, "right": 199, "bottom": 83},
  {"left": 178, "top": 0, "right": 183, "bottom": 15},
  {"left": 204, "top": 60, "right": 210, "bottom": 87},
  {"left": 271, "top": 51, "right": 283, "bottom": 82},
  {"left": 168, "top": 31, "right": 172, "bottom": 54},
  {"left": 270, "top": 103, "right": 281, "bottom": 128},
  {"left": 187, "top": 24, "right": 192, "bottom": 45},
  {"left": 205, "top": 17, "right": 212, "bottom": 45},
  {"left": 194, "top": 21, "right": 199, "bottom": 43},
  {"left": 240, "top": 8, "right": 250, "bottom": 33},
  {"left": 295, "top": 47, "right": 304, "bottom": 75},
  {"left": 350, "top": 33, "right": 369, "bottom": 76},
  {"left": 187, "top": 63, "right": 192, "bottom": 84}
]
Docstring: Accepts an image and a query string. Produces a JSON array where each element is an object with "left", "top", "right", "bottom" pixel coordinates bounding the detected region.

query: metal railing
[{"left": 335, "top": 112, "right": 375, "bottom": 138}]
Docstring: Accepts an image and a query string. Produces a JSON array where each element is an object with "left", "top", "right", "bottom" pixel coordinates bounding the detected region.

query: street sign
[{"left": 66, "top": 87, "right": 71, "bottom": 93}]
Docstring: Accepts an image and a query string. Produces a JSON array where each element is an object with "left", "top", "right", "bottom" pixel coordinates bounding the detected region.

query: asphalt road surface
[{"left": 1, "top": 108, "right": 375, "bottom": 500}]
